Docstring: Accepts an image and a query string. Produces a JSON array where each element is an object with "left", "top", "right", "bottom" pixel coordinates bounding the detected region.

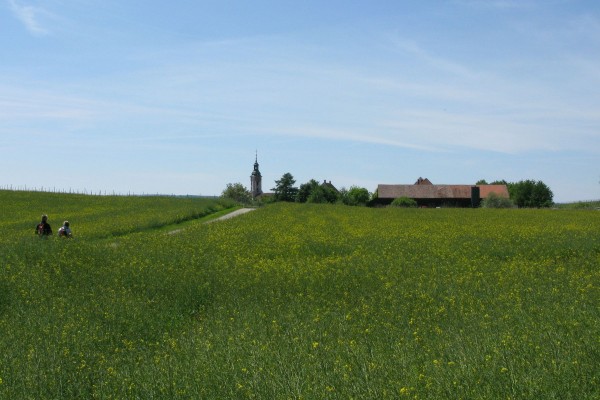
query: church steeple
[{"left": 250, "top": 151, "right": 262, "bottom": 198}]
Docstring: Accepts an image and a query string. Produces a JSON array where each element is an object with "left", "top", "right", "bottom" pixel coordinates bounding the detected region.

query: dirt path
[
  {"left": 208, "top": 207, "right": 256, "bottom": 222},
  {"left": 166, "top": 208, "right": 256, "bottom": 235}
]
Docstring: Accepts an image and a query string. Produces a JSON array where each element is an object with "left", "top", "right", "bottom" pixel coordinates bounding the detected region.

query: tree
[
  {"left": 308, "top": 184, "right": 338, "bottom": 204},
  {"left": 530, "top": 180, "right": 554, "bottom": 207},
  {"left": 509, "top": 180, "right": 553, "bottom": 208},
  {"left": 296, "top": 179, "right": 340, "bottom": 203},
  {"left": 341, "top": 186, "right": 370, "bottom": 206},
  {"left": 476, "top": 179, "right": 552, "bottom": 208},
  {"left": 296, "top": 179, "right": 320, "bottom": 203},
  {"left": 272, "top": 173, "right": 298, "bottom": 202},
  {"left": 221, "top": 183, "right": 251, "bottom": 204},
  {"left": 476, "top": 179, "right": 488, "bottom": 185},
  {"left": 307, "top": 185, "right": 328, "bottom": 203}
]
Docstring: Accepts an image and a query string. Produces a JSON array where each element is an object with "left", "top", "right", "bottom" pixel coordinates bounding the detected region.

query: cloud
[
  {"left": 452, "top": 0, "right": 537, "bottom": 9},
  {"left": 271, "top": 125, "right": 445, "bottom": 153},
  {"left": 0, "top": 84, "right": 99, "bottom": 120},
  {"left": 390, "top": 38, "right": 478, "bottom": 79},
  {"left": 2, "top": 28, "right": 597, "bottom": 159},
  {"left": 8, "top": 0, "right": 49, "bottom": 35},
  {"left": 383, "top": 107, "right": 600, "bottom": 155}
]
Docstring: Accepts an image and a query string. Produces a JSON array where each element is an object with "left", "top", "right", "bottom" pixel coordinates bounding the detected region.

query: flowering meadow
[{"left": 0, "top": 192, "right": 598, "bottom": 399}]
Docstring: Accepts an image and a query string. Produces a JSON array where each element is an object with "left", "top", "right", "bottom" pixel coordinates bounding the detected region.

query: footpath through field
[
  {"left": 166, "top": 207, "right": 255, "bottom": 235},
  {"left": 207, "top": 207, "right": 256, "bottom": 222}
]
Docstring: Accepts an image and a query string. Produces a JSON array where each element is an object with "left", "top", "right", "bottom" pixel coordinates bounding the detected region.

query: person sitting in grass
[
  {"left": 58, "top": 221, "right": 73, "bottom": 238},
  {"left": 35, "top": 214, "right": 52, "bottom": 237}
]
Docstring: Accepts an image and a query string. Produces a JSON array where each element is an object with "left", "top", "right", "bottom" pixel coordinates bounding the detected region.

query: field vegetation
[
  {"left": 2, "top": 191, "right": 237, "bottom": 239},
  {"left": 0, "top": 191, "right": 598, "bottom": 398},
  {"left": 555, "top": 200, "right": 600, "bottom": 210}
]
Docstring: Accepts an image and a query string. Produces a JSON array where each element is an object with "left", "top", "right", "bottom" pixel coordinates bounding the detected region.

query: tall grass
[
  {"left": 555, "top": 200, "right": 600, "bottom": 210},
  {"left": 0, "top": 190, "right": 236, "bottom": 240},
  {"left": 0, "top": 196, "right": 598, "bottom": 398}
]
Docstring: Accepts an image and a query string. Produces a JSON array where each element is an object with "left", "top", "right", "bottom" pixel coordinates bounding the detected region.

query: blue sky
[{"left": 1, "top": 0, "right": 599, "bottom": 201}]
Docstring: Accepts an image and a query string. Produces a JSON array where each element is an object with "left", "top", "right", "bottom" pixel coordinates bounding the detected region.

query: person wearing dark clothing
[{"left": 36, "top": 214, "right": 52, "bottom": 237}]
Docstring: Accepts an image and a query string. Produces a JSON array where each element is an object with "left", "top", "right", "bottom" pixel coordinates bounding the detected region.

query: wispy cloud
[
  {"left": 272, "top": 125, "right": 445, "bottom": 153},
  {"left": 2, "top": 27, "right": 597, "bottom": 160},
  {"left": 453, "top": 0, "right": 537, "bottom": 9},
  {"left": 8, "top": 0, "right": 49, "bottom": 35},
  {"left": 390, "top": 38, "right": 478, "bottom": 79},
  {"left": 384, "top": 107, "right": 600, "bottom": 155},
  {"left": 0, "top": 84, "right": 99, "bottom": 120}
]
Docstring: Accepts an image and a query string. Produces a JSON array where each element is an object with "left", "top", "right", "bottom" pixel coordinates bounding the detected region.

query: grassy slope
[
  {"left": 0, "top": 190, "right": 237, "bottom": 239},
  {"left": 0, "top": 196, "right": 598, "bottom": 398}
]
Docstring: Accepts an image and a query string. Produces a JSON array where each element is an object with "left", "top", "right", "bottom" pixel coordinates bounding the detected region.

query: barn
[{"left": 373, "top": 177, "right": 510, "bottom": 208}]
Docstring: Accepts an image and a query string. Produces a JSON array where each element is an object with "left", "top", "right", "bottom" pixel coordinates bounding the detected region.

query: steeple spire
[{"left": 253, "top": 151, "right": 260, "bottom": 172}]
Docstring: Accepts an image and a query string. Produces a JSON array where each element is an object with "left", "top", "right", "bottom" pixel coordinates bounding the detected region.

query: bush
[
  {"left": 391, "top": 196, "right": 417, "bottom": 208},
  {"left": 221, "top": 183, "right": 251, "bottom": 204},
  {"left": 340, "top": 186, "right": 370, "bottom": 206},
  {"left": 481, "top": 193, "right": 515, "bottom": 208}
]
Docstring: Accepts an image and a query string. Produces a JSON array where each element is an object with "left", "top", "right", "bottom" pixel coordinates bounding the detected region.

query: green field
[
  {"left": 0, "top": 191, "right": 598, "bottom": 399},
  {"left": 555, "top": 200, "right": 600, "bottom": 210}
]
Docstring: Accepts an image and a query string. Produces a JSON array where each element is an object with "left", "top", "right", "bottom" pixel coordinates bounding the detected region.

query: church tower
[{"left": 250, "top": 152, "right": 262, "bottom": 198}]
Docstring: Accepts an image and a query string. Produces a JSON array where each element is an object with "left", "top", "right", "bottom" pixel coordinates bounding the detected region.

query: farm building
[
  {"left": 373, "top": 177, "right": 509, "bottom": 207},
  {"left": 321, "top": 180, "right": 339, "bottom": 193}
]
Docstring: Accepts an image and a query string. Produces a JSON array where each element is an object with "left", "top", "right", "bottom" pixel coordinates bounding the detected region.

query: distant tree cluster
[
  {"left": 508, "top": 180, "right": 553, "bottom": 208},
  {"left": 477, "top": 179, "right": 553, "bottom": 208},
  {"left": 341, "top": 186, "right": 371, "bottom": 206},
  {"left": 271, "top": 173, "right": 371, "bottom": 206},
  {"left": 221, "top": 173, "right": 372, "bottom": 207},
  {"left": 296, "top": 179, "right": 337, "bottom": 203}
]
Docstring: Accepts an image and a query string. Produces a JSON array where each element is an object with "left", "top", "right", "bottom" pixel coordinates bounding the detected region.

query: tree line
[
  {"left": 222, "top": 172, "right": 371, "bottom": 206},
  {"left": 222, "top": 174, "right": 554, "bottom": 208}
]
